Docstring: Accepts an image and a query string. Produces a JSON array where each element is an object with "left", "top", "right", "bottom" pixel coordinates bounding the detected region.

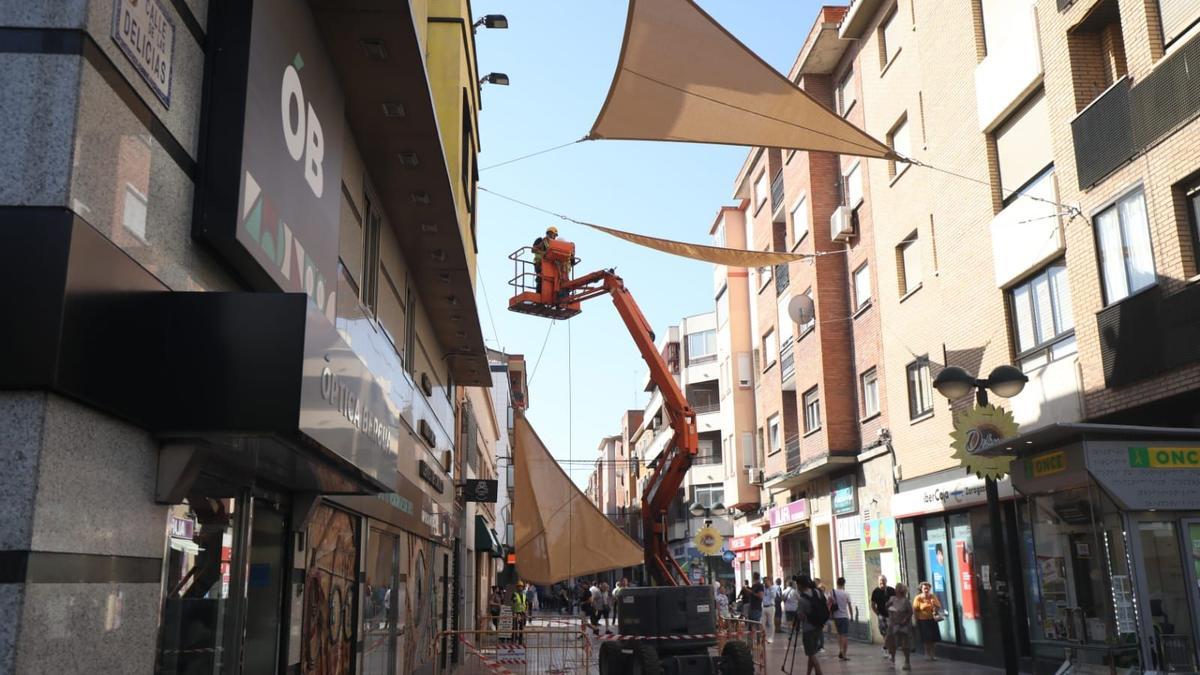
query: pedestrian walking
[
  {"left": 795, "top": 575, "right": 828, "bottom": 675},
  {"left": 829, "top": 577, "right": 853, "bottom": 660},
  {"left": 597, "top": 582, "right": 614, "bottom": 634},
  {"left": 748, "top": 572, "right": 766, "bottom": 642},
  {"left": 913, "top": 581, "right": 943, "bottom": 661},
  {"left": 613, "top": 577, "right": 629, "bottom": 624},
  {"left": 580, "top": 581, "right": 599, "bottom": 636},
  {"left": 488, "top": 586, "right": 502, "bottom": 630},
  {"left": 525, "top": 583, "right": 539, "bottom": 615},
  {"left": 783, "top": 579, "right": 800, "bottom": 631},
  {"left": 814, "top": 578, "right": 827, "bottom": 653},
  {"left": 774, "top": 578, "right": 785, "bottom": 633},
  {"left": 762, "top": 576, "right": 778, "bottom": 642},
  {"left": 886, "top": 583, "right": 914, "bottom": 670},
  {"left": 737, "top": 579, "right": 752, "bottom": 617},
  {"left": 871, "top": 575, "right": 896, "bottom": 658}
]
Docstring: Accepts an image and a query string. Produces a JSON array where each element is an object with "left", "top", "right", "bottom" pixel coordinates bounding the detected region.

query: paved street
[{"left": 762, "top": 637, "right": 1002, "bottom": 675}]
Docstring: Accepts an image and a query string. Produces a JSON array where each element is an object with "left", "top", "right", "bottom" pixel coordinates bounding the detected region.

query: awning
[
  {"left": 589, "top": 0, "right": 893, "bottom": 159},
  {"left": 513, "top": 417, "right": 644, "bottom": 584},
  {"left": 475, "top": 515, "right": 504, "bottom": 558}
]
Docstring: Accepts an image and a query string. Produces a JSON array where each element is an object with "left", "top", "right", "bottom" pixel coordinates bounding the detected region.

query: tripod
[{"left": 780, "top": 613, "right": 803, "bottom": 674}]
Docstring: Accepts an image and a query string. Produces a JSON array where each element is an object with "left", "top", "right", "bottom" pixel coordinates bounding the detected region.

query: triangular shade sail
[
  {"left": 513, "top": 417, "right": 644, "bottom": 584},
  {"left": 582, "top": 221, "right": 811, "bottom": 267},
  {"left": 589, "top": 0, "right": 893, "bottom": 159}
]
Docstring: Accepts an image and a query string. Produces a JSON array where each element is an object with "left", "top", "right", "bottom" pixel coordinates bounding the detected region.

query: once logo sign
[{"left": 280, "top": 56, "right": 326, "bottom": 198}]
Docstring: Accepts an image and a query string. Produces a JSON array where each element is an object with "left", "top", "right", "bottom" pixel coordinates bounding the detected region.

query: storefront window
[
  {"left": 1135, "top": 515, "right": 1197, "bottom": 671},
  {"left": 156, "top": 497, "right": 240, "bottom": 675},
  {"left": 949, "top": 513, "right": 983, "bottom": 646},
  {"left": 1022, "top": 485, "right": 1139, "bottom": 668},
  {"left": 922, "top": 517, "right": 957, "bottom": 643},
  {"left": 363, "top": 529, "right": 399, "bottom": 675}
]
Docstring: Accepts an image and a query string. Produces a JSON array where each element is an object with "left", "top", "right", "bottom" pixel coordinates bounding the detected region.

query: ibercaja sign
[
  {"left": 198, "top": 0, "right": 401, "bottom": 487},
  {"left": 196, "top": 0, "right": 344, "bottom": 321}
]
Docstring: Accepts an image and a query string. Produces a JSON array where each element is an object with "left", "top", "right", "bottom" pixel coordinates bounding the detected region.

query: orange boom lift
[{"left": 508, "top": 237, "right": 698, "bottom": 586}]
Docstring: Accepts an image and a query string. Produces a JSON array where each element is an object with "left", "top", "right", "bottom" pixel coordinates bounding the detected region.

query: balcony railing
[
  {"left": 770, "top": 171, "right": 785, "bottom": 214},
  {"left": 691, "top": 402, "right": 720, "bottom": 415},
  {"left": 1097, "top": 282, "right": 1200, "bottom": 387},
  {"left": 1074, "top": 30, "right": 1200, "bottom": 188},
  {"left": 785, "top": 435, "right": 801, "bottom": 472},
  {"left": 780, "top": 341, "right": 795, "bottom": 381},
  {"left": 774, "top": 263, "right": 790, "bottom": 295},
  {"left": 1072, "top": 77, "right": 1134, "bottom": 188}
]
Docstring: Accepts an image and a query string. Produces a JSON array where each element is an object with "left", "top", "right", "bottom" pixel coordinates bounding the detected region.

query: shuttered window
[
  {"left": 995, "top": 90, "right": 1052, "bottom": 198},
  {"left": 1159, "top": 0, "right": 1200, "bottom": 46}
]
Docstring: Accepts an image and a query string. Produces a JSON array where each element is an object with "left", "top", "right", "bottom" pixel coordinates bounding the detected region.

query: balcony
[
  {"left": 774, "top": 262, "right": 790, "bottom": 295},
  {"left": 780, "top": 340, "right": 796, "bottom": 383},
  {"left": 1074, "top": 30, "right": 1200, "bottom": 188},
  {"left": 1097, "top": 283, "right": 1200, "bottom": 387},
  {"left": 770, "top": 171, "right": 786, "bottom": 215},
  {"left": 1010, "top": 356, "right": 1083, "bottom": 431},
  {"left": 974, "top": 0, "right": 1042, "bottom": 130},
  {"left": 785, "top": 435, "right": 801, "bottom": 472},
  {"left": 1071, "top": 77, "right": 1134, "bottom": 188},
  {"left": 989, "top": 170, "right": 1063, "bottom": 287}
]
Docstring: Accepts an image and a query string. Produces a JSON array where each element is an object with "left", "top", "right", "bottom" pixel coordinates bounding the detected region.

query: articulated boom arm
[{"left": 560, "top": 269, "right": 699, "bottom": 586}]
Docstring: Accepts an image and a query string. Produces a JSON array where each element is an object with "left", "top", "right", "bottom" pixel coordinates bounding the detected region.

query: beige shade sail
[
  {"left": 581, "top": 221, "right": 811, "bottom": 267},
  {"left": 513, "top": 417, "right": 644, "bottom": 584},
  {"left": 589, "top": 0, "right": 894, "bottom": 159}
]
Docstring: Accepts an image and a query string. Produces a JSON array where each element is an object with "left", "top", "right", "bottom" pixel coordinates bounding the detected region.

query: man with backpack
[{"left": 795, "top": 575, "right": 828, "bottom": 675}]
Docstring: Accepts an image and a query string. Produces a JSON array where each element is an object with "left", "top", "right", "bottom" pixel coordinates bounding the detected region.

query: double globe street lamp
[{"left": 931, "top": 364, "right": 1027, "bottom": 675}]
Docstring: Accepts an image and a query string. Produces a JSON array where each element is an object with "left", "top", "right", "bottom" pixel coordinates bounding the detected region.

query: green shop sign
[{"left": 1128, "top": 447, "right": 1200, "bottom": 469}]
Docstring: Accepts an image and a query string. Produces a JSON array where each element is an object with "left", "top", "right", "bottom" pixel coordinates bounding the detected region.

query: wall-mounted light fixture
[
  {"left": 473, "top": 14, "right": 509, "bottom": 30},
  {"left": 479, "top": 72, "right": 510, "bottom": 87}
]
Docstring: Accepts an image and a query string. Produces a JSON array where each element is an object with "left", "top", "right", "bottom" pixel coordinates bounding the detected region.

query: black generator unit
[{"left": 599, "top": 585, "right": 753, "bottom": 675}]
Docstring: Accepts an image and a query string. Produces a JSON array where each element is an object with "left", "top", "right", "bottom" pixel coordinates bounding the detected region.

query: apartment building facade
[
  {"left": 830, "top": 0, "right": 1200, "bottom": 668},
  {"left": 0, "top": 1, "right": 493, "bottom": 673},
  {"left": 487, "top": 348, "right": 528, "bottom": 591}
]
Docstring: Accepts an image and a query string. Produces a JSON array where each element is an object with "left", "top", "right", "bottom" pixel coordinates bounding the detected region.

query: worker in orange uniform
[{"left": 531, "top": 226, "right": 558, "bottom": 292}]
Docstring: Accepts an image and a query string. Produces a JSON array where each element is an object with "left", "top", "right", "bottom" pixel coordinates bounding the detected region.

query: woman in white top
[
  {"left": 715, "top": 581, "right": 732, "bottom": 619},
  {"left": 782, "top": 580, "right": 800, "bottom": 631}
]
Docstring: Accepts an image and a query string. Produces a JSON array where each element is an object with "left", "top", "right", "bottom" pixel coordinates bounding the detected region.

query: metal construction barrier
[
  {"left": 717, "top": 616, "right": 768, "bottom": 672},
  {"left": 431, "top": 627, "right": 592, "bottom": 675}
]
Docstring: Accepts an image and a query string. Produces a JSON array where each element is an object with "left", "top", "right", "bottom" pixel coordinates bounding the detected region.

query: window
[
  {"left": 799, "top": 289, "right": 815, "bottom": 335},
  {"left": 716, "top": 286, "right": 729, "bottom": 327},
  {"left": 853, "top": 263, "right": 872, "bottom": 311},
  {"left": 737, "top": 352, "right": 752, "bottom": 388},
  {"left": 361, "top": 191, "right": 383, "bottom": 316},
  {"left": 888, "top": 115, "right": 911, "bottom": 177},
  {"left": 861, "top": 368, "right": 880, "bottom": 418},
  {"left": 754, "top": 171, "right": 769, "bottom": 211},
  {"left": 687, "top": 329, "right": 717, "bottom": 363},
  {"left": 897, "top": 232, "right": 921, "bottom": 295},
  {"left": 1094, "top": 188, "right": 1155, "bottom": 304},
  {"left": 1187, "top": 182, "right": 1200, "bottom": 262},
  {"left": 790, "top": 195, "right": 809, "bottom": 248},
  {"left": 696, "top": 439, "right": 722, "bottom": 465},
  {"left": 1158, "top": 0, "right": 1200, "bottom": 47},
  {"left": 907, "top": 358, "right": 934, "bottom": 419},
  {"left": 843, "top": 162, "right": 864, "bottom": 208},
  {"left": 762, "top": 329, "right": 778, "bottom": 370},
  {"left": 1010, "top": 262, "right": 1076, "bottom": 372},
  {"left": 837, "top": 70, "right": 856, "bottom": 116},
  {"left": 803, "top": 387, "right": 822, "bottom": 433},
  {"left": 122, "top": 184, "right": 148, "bottom": 242},
  {"left": 767, "top": 414, "right": 781, "bottom": 454},
  {"left": 879, "top": 6, "right": 902, "bottom": 69},
  {"left": 994, "top": 90, "right": 1051, "bottom": 201},
  {"left": 758, "top": 258, "right": 773, "bottom": 291},
  {"left": 693, "top": 483, "right": 725, "bottom": 509}
]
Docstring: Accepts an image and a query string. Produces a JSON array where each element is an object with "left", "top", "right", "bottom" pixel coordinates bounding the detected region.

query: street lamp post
[
  {"left": 932, "top": 365, "right": 1026, "bottom": 675},
  {"left": 690, "top": 501, "right": 726, "bottom": 585}
]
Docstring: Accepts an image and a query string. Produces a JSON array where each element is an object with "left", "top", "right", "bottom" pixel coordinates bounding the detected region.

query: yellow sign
[
  {"left": 949, "top": 404, "right": 1019, "bottom": 479},
  {"left": 1028, "top": 450, "right": 1067, "bottom": 478},
  {"left": 1128, "top": 447, "right": 1200, "bottom": 469},
  {"left": 694, "top": 526, "right": 723, "bottom": 555}
]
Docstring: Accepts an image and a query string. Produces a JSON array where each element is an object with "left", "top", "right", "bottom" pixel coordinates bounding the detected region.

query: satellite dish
[{"left": 787, "top": 294, "right": 815, "bottom": 325}]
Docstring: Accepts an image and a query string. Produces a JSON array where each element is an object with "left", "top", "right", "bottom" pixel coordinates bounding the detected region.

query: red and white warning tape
[{"left": 457, "top": 635, "right": 515, "bottom": 675}]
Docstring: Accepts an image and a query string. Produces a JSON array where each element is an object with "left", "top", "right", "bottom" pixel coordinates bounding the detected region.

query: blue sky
[{"left": 472, "top": 1, "right": 826, "bottom": 484}]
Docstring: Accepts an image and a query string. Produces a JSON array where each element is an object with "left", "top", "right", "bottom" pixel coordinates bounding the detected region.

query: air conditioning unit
[
  {"left": 747, "top": 467, "right": 765, "bottom": 485},
  {"left": 831, "top": 205, "right": 855, "bottom": 242}
]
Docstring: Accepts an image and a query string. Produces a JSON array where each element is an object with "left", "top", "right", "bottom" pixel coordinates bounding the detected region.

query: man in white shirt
[
  {"left": 830, "top": 577, "right": 854, "bottom": 660},
  {"left": 761, "top": 577, "right": 778, "bottom": 642},
  {"left": 782, "top": 579, "right": 800, "bottom": 631}
]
